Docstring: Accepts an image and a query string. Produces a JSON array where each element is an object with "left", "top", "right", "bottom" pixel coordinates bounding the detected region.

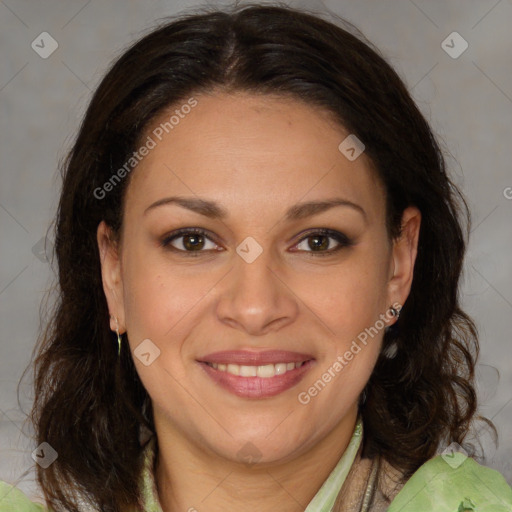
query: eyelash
[{"left": 160, "top": 227, "right": 354, "bottom": 257}]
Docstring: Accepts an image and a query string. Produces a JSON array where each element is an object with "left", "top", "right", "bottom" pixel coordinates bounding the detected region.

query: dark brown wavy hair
[{"left": 28, "top": 3, "right": 491, "bottom": 511}]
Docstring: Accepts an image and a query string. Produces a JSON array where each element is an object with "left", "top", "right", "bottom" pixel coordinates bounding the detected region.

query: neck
[{"left": 154, "top": 408, "right": 358, "bottom": 512}]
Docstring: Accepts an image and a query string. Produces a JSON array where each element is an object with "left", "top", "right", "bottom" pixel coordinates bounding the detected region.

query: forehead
[{"left": 124, "top": 91, "right": 385, "bottom": 221}]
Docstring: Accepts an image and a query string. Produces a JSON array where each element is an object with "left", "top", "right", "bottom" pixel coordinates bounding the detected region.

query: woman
[{"left": 1, "top": 3, "right": 510, "bottom": 511}]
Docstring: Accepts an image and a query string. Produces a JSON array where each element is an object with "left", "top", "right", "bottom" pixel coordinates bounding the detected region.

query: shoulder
[
  {"left": 388, "top": 454, "right": 512, "bottom": 512},
  {"left": 0, "top": 481, "right": 48, "bottom": 511}
]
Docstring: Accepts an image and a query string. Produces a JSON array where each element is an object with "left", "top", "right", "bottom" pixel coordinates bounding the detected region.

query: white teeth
[
  {"left": 275, "top": 363, "right": 287, "bottom": 375},
  {"left": 239, "top": 365, "right": 257, "bottom": 377},
  {"left": 208, "top": 361, "right": 305, "bottom": 378},
  {"left": 257, "top": 364, "right": 275, "bottom": 378},
  {"left": 227, "top": 363, "right": 239, "bottom": 375}
]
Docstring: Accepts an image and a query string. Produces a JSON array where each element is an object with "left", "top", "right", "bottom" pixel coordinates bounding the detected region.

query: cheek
[
  {"left": 121, "top": 246, "right": 218, "bottom": 348},
  {"left": 302, "top": 250, "right": 389, "bottom": 334},
  {"left": 121, "top": 245, "right": 180, "bottom": 341}
]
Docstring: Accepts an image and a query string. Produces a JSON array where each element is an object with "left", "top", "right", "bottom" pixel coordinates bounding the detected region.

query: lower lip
[{"left": 198, "top": 360, "right": 315, "bottom": 399}]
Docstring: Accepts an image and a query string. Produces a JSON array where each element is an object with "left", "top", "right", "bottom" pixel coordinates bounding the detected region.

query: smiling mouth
[
  {"left": 197, "top": 349, "right": 315, "bottom": 398},
  {"left": 204, "top": 361, "right": 308, "bottom": 378}
]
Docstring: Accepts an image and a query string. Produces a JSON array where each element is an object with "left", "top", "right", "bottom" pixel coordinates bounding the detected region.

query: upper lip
[{"left": 198, "top": 350, "right": 314, "bottom": 366}]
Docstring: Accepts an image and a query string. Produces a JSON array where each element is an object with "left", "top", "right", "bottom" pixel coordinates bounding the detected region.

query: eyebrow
[{"left": 144, "top": 196, "right": 367, "bottom": 222}]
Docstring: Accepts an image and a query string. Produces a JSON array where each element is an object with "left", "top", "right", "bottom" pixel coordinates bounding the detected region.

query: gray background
[{"left": 1, "top": 0, "right": 511, "bottom": 502}]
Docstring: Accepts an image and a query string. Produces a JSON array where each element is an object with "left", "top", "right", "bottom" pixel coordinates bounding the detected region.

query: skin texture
[{"left": 97, "top": 91, "right": 421, "bottom": 512}]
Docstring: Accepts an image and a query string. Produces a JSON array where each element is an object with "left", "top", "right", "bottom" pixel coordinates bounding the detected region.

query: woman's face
[{"left": 98, "top": 91, "right": 420, "bottom": 464}]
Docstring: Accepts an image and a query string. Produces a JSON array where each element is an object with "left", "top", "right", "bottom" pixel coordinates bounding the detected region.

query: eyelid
[
  {"left": 160, "top": 227, "right": 221, "bottom": 252},
  {"left": 161, "top": 227, "right": 353, "bottom": 255},
  {"left": 290, "top": 228, "right": 354, "bottom": 255}
]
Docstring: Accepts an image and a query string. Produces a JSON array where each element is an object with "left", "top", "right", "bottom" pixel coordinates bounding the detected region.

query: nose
[{"left": 215, "top": 246, "right": 299, "bottom": 337}]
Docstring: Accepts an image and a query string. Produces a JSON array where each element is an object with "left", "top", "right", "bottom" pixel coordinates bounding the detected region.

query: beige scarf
[{"left": 332, "top": 441, "right": 406, "bottom": 512}]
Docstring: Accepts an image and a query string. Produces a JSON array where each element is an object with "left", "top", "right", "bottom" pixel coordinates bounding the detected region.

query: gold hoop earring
[
  {"left": 111, "top": 315, "right": 122, "bottom": 356},
  {"left": 116, "top": 327, "right": 122, "bottom": 357}
]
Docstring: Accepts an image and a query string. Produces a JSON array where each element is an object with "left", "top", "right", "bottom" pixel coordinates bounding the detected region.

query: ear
[
  {"left": 97, "top": 220, "right": 126, "bottom": 333},
  {"left": 387, "top": 206, "right": 421, "bottom": 315}
]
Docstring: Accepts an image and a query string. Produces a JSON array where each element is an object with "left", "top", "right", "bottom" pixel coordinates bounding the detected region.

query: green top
[
  {"left": 1, "top": 421, "right": 511, "bottom": 511},
  {"left": 388, "top": 451, "right": 512, "bottom": 512}
]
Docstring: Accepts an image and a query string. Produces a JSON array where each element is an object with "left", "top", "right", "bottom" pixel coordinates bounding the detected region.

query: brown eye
[
  {"left": 181, "top": 233, "right": 205, "bottom": 251},
  {"left": 303, "top": 234, "right": 330, "bottom": 251},
  {"left": 161, "top": 228, "right": 220, "bottom": 254},
  {"left": 293, "top": 229, "right": 353, "bottom": 255}
]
